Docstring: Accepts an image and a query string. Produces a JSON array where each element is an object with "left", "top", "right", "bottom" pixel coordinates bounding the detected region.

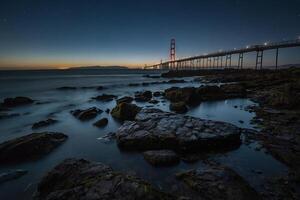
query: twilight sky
[{"left": 0, "top": 0, "right": 300, "bottom": 69}]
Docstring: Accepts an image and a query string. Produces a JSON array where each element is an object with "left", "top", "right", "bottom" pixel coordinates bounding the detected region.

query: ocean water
[{"left": 0, "top": 69, "right": 287, "bottom": 199}]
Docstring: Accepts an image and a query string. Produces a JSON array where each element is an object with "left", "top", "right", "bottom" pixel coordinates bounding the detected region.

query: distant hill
[{"left": 67, "top": 66, "right": 129, "bottom": 70}]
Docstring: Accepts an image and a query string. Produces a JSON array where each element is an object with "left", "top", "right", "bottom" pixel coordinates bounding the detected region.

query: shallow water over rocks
[{"left": 0, "top": 71, "right": 287, "bottom": 199}]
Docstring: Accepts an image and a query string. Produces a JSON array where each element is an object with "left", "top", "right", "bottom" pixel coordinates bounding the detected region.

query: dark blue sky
[{"left": 0, "top": 0, "right": 300, "bottom": 69}]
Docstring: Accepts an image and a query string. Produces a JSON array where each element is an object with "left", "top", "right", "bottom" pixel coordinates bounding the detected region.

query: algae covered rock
[{"left": 111, "top": 103, "right": 141, "bottom": 120}]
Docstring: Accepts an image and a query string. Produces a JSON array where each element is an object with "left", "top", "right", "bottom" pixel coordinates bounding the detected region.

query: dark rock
[
  {"left": 0, "top": 113, "right": 20, "bottom": 120},
  {"left": 111, "top": 103, "right": 141, "bottom": 121},
  {"left": 153, "top": 91, "right": 163, "bottom": 97},
  {"left": 56, "top": 86, "right": 77, "bottom": 90},
  {"left": 105, "top": 108, "right": 110, "bottom": 113},
  {"left": 142, "top": 82, "right": 150, "bottom": 86},
  {"left": 96, "top": 86, "right": 104, "bottom": 90},
  {"left": 71, "top": 107, "right": 102, "bottom": 121},
  {"left": 116, "top": 96, "right": 134, "bottom": 104},
  {"left": 93, "top": 118, "right": 108, "bottom": 127},
  {"left": 167, "top": 79, "right": 186, "bottom": 84},
  {"left": 116, "top": 109, "right": 241, "bottom": 152},
  {"left": 92, "top": 94, "right": 117, "bottom": 101},
  {"left": 143, "top": 75, "right": 161, "bottom": 78},
  {"left": 35, "top": 158, "right": 174, "bottom": 200},
  {"left": 238, "top": 120, "right": 244, "bottom": 124},
  {"left": 0, "top": 169, "right": 27, "bottom": 184},
  {"left": 149, "top": 99, "right": 159, "bottom": 104},
  {"left": 135, "top": 91, "right": 153, "bottom": 102},
  {"left": 0, "top": 132, "right": 68, "bottom": 163},
  {"left": 1, "top": 97, "right": 34, "bottom": 107},
  {"left": 143, "top": 150, "right": 180, "bottom": 166},
  {"left": 169, "top": 102, "right": 188, "bottom": 113},
  {"left": 32, "top": 119, "right": 58, "bottom": 129},
  {"left": 128, "top": 83, "right": 140, "bottom": 86},
  {"left": 176, "top": 163, "right": 261, "bottom": 200}
]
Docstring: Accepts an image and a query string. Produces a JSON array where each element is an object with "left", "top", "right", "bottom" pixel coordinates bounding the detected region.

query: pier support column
[
  {"left": 255, "top": 50, "right": 264, "bottom": 70},
  {"left": 225, "top": 54, "right": 231, "bottom": 69},
  {"left": 238, "top": 53, "right": 244, "bottom": 69},
  {"left": 275, "top": 48, "right": 279, "bottom": 70}
]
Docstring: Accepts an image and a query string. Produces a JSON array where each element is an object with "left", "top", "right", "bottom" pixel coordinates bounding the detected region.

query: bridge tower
[{"left": 170, "top": 38, "right": 176, "bottom": 69}]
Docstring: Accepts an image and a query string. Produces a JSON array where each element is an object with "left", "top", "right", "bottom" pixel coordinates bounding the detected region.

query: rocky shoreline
[{"left": 0, "top": 68, "right": 299, "bottom": 199}]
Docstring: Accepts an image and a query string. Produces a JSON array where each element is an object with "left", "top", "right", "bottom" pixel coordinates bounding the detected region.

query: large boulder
[
  {"left": 143, "top": 150, "right": 180, "bottom": 166},
  {"left": 111, "top": 103, "right": 141, "bottom": 121},
  {"left": 71, "top": 107, "right": 102, "bottom": 121},
  {"left": 0, "top": 132, "right": 68, "bottom": 163},
  {"left": 176, "top": 163, "right": 260, "bottom": 200},
  {"left": 35, "top": 158, "right": 174, "bottom": 200},
  {"left": 116, "top": 109, "right": 241, "bottom": 152},
  {"left": 1, "top": 97, "right": 34, "bottom": 107}
]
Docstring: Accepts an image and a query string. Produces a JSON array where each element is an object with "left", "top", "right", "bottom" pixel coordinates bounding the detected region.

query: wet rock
[
  {"left": 153, "top": 91, "right": 163, "bottom": 97},
  {"left": 71, "top": 107, "right": 102, "bottom": 121},
  {"left": 96, "top": 86, "right": 104, "bottom": 90},
  {"left": 92, "top": 94, "right": 117, "bottom": 101},
  {"left": 105, "top": 108, "right": 110, "bottom": 113},
  {"left": 35, "top": 158, "right": 174, "bottom": 200},
  {"left": 143, "top": 150, "right": 180, "bottom": 166},
  {"left": 0, "top": 113, "right": 20, "bottom": 120},
  {"left": 116, "top": 96, "right": 134, "bottom": 104},
  {"left": 116, "top": 109, "right": 241, "bottom": 152},
  {"left": 1, "top": 97, "right": 34, "bottom": 107},
  {"left": 176, "top": 163, "right": 260, "bottom": 200},
  {"left": 111, "top": 103, "right": 141, "bottom": 121},
  {"left": 149, "top": 99, "right": 159, "bottom": 104},
  {"left": 0, "top": 132, "right": 68, "bottom": 163},
  {"left": 220, "top": 83, "right": 247, "bottom": 98},
  {"left": 143, "top": 75, "right": 161, "bottom": 78},
  {"left": 0, "top": 169, "right": 27, "bottom": 184},
  {"left": 167, "top": 79, "right": 186, "bottom": 84},
  {"left": 128, "top": 83, "right": 140, "bottom": 86},
  {"left": 32, "top": 119, "right": 58, "bottom": 129},
  {"left": 164, "top": 84, "right": 246, "bottom": 105},
  {"left": 93, "top": 118, "right": 108, "bottom": 127},
  {"left": 56, "top": 86, "right": 77, "bottom": 90},
  {"left": 164, "top": 87, "right": 198, "bottom": 105},
  {"left": 135, "top": 91, "right": 153, "bottom": 102},
  {"left": 169, "top": 102, "right": 188, "bottom": 113}
]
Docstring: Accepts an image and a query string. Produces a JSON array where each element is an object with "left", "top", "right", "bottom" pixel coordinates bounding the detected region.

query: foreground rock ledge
[
  {"left": 0, "top": 132, "right": 68, "bottom": 163},
  {"left": 35, "top": 158, "right": 174, "bottom": 200},
  {"left": 116, "top": 109, "right": 241, "bottom": 152},
  {"left": 176, "top": 163, "right": 261, "bottom": 200}
]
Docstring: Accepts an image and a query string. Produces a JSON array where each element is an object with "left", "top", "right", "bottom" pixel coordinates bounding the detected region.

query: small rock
[
  {"left": 238, "top": 120, "right": 244, "bottom": 124},
  {"left": 105, "top": 108, "right": 110, "bottom": 113},
  {"left": 92, "top": 94, "right": 117, "bottom": 101},
  {"left": 71, "top": 107, "right": 102, "bottom": 121},
  {"left": 116, "top": 96, "right": 134, "bottom": 104},
  {"left": 170, "top": 102, "right": 188, "bottom": 113},
  {"left": 0, "top": 169, "right": 27, "bottom": 184},
  {"left": 149, "top": 99, "right": 159, "bottom": 104},
  {"left": 32, "top": 119, "right": 58, "bottom": 129},
  {"left": 111, "top": 103, "right": 141, "bottom": 120},
  {"left": 56, "top": 86, "right": 77, "bottom": 90},
  {"left": 1, "top": 97, "right": 34, "bottom": 107},
  {"left": 93, "top": 118, "right": 108, "bottom": 127}
]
